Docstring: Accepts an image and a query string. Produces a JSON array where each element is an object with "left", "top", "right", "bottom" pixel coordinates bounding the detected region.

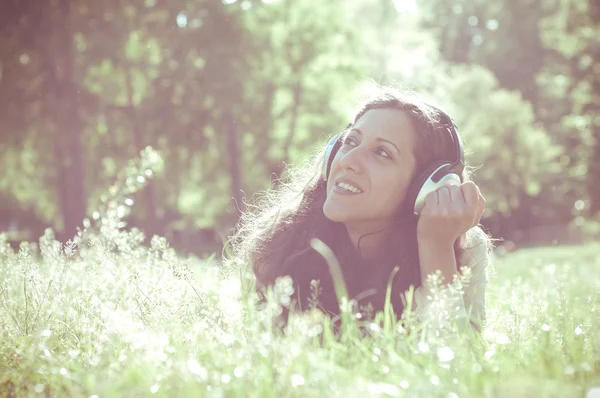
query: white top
[{"left": 413, "top": 227, "right": 492, "bottom": 333}]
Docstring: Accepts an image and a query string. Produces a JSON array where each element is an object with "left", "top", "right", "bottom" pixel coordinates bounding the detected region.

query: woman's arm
[
  {"left": 413, "top": 227, "right": 491, "bottom": 333},
  {"left": 458, "top": 234, "right": 490, "bottom": 332}
]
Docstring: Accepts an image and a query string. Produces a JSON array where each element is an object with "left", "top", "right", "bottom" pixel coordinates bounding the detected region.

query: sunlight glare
[
  {"left": 291, "top": 374, "right": 305, "bottom": 387},
  {"left": 176, "top": 12, "right": 188, "bottom": 28},
  {"left": 188, "top": 359, "right": 208, "bottom": 379},
  {"left": 495, "top": 332, "right": 511, "bottom": 345},
  {"left": 586, "top": 387, "right": 600, "bottom": 398},
  {"left": 393, "top": 0, "right": 417, "bottom": 13},
  {"left": 368, "top": 383, "right": 400, "bottom": 396}
]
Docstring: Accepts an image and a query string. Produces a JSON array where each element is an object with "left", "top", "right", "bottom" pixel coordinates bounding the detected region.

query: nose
[{"left": 337, "top": 145, "right": 364, "bottom": 175}]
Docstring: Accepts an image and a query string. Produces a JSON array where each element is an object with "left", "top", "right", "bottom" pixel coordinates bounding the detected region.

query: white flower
[{"left": 438, "top": 347, "right": 455, "bottom": 362}]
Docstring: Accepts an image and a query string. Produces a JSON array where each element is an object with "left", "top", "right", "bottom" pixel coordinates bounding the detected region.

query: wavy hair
[{"left": 229, "top": 86, "right": 490, "bottom": 321}]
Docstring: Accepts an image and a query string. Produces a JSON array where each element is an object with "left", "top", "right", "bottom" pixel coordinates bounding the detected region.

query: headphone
[{"left": 321, "top": 106, "right": 465, "bottom": 216}]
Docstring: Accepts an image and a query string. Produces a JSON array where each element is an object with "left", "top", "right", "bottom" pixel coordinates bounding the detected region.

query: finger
[
  {"left": 473, "top": 191, "right": 486, "bottom": 226},
  {"left": 461, "top": 181, "right": 478, "bottom": 208},
  {"left": 422, "top": 191, "right": 438, "bottom": 213},
  {"left": 437, "top": 186, "right": 451, "bottom": 205},
  {"left": 448, "top": 184, "right": 465, "bottom": 205}
]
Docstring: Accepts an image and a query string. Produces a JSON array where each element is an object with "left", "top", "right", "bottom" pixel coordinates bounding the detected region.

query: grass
[
  {"left": 1, "top": 221, "right": 599, "bottom": 398},
  {"left": 1, "top": 152, "right": 598, "bottom": 397}
]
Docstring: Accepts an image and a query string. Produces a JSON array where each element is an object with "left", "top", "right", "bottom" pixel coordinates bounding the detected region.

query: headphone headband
[{"left": 433, "top": 107, "right": 464, "bottom": 178}]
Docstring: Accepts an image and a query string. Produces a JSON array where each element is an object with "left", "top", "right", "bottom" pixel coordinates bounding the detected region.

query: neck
[{"left": 343, "top": 219, "right": 394, "bottom": 261}]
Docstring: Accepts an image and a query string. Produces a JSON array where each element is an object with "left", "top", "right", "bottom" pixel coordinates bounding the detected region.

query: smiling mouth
[{"left": 335, "top": 181, "right": 363, "bottom": 194}]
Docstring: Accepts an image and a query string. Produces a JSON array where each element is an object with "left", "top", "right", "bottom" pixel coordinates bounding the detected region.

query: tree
[
  {"left": 538, "top": 0, "right": 600, "bottom": 216},
  {"left": 417, "top": 0, "right": 599, "bottom": 234},
  {"left": 0, "top": 0, "right": 87, "bottom": 240}
]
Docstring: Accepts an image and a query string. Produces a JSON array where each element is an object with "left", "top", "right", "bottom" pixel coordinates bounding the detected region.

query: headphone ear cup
[
  {"left": 404, "top": 163, "right": 443, "bottom": 216},
  {"left": 405, "top": 162, "right": 462, "bottom": 216}
]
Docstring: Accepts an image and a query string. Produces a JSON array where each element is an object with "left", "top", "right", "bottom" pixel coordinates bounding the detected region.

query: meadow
[
  {"left": 1, "top": 211, "right": 599, "bottom": 397},
  {"left": 2, "top": 0, "right": 600, "bottom": 396}
]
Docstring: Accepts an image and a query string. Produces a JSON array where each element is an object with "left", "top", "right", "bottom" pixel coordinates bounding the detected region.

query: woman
[{"left": 230, "top": 86, "right": 493, "bottom": 333}]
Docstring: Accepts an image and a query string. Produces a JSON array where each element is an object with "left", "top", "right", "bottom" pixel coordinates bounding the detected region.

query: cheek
[
  {"left": 373, "top": 173, "right": 411, "bottom": 208},
  {"left": 326, "top": 154, "right": 343, "bottom": 189},
  {"left": 326, "top": 167, "right": 337, "bottom": 193}
]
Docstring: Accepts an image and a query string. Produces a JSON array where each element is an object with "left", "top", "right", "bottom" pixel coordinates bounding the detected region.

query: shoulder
[{"left": 459, "top": 226, "right": 493, "bottom": 272}]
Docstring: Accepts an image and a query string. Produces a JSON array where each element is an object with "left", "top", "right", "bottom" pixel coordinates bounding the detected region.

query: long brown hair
[{"left": 229, "top": 86, "right": 487, "bottom": 321}]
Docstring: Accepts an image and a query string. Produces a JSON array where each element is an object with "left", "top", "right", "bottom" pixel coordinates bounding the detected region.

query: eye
[
  {"left": 342, "top": 136, "right": 358, "bottom": 147},
  {"left": 376, "top": 147, "right": 392, "bottom": 159}
]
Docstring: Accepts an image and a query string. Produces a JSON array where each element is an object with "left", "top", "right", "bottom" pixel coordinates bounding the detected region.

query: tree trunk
[
  {"left": 270, "top": 80, "right": 303, "bottom": 180},
  {"left": 125, "top": 65, "right": 159, "bottom": 235},
  {"left": 56, "top": 0, "right": 86, "bottom": 241},
  {"left": 226, "top": 110, "right": 243, "bottom": 217},
  {"left": 586, "top": 81, "right": 600, "bottom": 216},
  {"left": 283, "top": 81, "right": 303, "bottom": 159},
  {"left": 256, "top": 83, "right": 276, "bottom": 179},
  {"left": 585, "top": 0, "right": 600, "bottom": 216}
]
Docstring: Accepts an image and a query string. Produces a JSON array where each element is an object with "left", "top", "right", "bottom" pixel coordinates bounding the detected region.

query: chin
[{"left": 322, "top": 201, "right": 344, "bottom": 222}]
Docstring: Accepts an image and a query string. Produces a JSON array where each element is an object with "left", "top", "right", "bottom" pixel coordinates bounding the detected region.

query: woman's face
[{"left": 323, "top": 108, "right": 418, "bottom": 229}]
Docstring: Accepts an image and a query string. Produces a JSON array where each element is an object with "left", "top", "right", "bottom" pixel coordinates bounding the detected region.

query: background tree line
[{"left": 1, "top": 0, "right": 598, "bottom": 256}]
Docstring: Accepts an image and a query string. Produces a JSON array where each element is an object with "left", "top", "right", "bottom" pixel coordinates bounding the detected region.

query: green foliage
[
  {"left": 444, "top": 65, "right": 563, "bottom": 215},
  {"left": 416, "top": 0, "right": 599, "bottom": 225},
  {"left": 0, "top": 0, "right": 598, "bottom": 245}
]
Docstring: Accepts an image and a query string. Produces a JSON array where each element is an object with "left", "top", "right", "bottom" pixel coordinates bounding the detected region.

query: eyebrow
[{"left": 350, "top": 128, "right": 402, "bottom": 155}]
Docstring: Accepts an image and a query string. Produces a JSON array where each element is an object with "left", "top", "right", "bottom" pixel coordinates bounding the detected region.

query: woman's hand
[{"left": 416, "top": 181, "right": 486, "bottom": 246}]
